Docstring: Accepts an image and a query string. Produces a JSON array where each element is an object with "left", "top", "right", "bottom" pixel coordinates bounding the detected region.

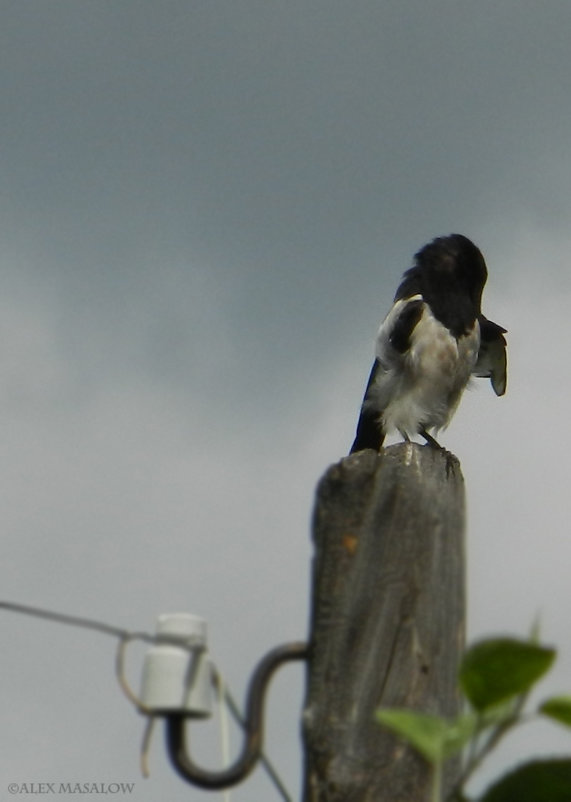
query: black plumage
[{"left": 350, "top": 235, "right": 507, "bottom": 453}]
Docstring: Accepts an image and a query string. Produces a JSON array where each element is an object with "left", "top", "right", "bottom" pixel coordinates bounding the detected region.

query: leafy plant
[{"left": 376, "top": 635, "right": 571, "bottom": 802}]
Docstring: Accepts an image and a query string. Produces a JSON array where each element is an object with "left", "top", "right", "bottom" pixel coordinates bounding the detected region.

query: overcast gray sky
[{"left": 1, "top": 2, "right": 571, "bottom": 800}]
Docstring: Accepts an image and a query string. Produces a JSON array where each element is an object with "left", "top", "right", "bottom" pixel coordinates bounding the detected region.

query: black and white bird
[{"left": 350, "top": 234, "right": 507, "bottom": 453}]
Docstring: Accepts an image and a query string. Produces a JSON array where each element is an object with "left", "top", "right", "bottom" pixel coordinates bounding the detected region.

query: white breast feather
[{"left": 370, "top": 298, "right": 480, "bottom": 438}]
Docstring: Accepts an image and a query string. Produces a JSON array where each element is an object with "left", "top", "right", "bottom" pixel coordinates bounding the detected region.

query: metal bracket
[{"left": 165, "top": 640, "right": 309, "bottom": 789}]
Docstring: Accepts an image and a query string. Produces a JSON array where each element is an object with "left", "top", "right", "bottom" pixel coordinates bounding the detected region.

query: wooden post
[{"left": 302, "top": 443, "right": 466, "bottom": 802}]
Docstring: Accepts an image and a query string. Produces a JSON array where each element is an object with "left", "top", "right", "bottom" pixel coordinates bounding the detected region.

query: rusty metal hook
[{"left": 165, "top": 640, "right": 309, "bottom": 789}]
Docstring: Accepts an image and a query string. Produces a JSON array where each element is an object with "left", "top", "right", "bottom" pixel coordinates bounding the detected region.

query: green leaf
[
  {"left": 540, "top": 695, "right": 571, "bottom": 727},
  {"left": 375, "top": 709, "right": 476, "bottom": 763},
  {"left": 480, "top": 758, "right": 571, "bottom": 802},
  {"left": 375, "top": 710, "right": 446, "bottom": 763},
  {"left": 440, "top": 712, "right": 479, "bottom": 756},
  {"left": 459, "top": 637, "right": 556, "bottom": 711}
]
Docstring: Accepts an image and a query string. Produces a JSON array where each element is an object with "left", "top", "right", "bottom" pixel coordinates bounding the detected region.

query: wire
[
  {"left": 212, "top": 669, "right": 294, "bottom": 802},
  {"left": 115, "top": 637, "right": 293, "bottom": 802},
  {"left": 0, "top": 600, "right": 200, "bottom": 647},
  {"left": 139, "top": 716, "right": 157, "bottom": 778},
  {"left": 215, "top": 673, "right": 232, "bottom": 802},
  {"left": 0, "top": 600, "right": 141, "bottom": 640},
  {"left": 0, "top": 599, "right": 295, "bottom": 802},
  {"left": 115, "top": 634, "right": 153, "bottom": 713}
]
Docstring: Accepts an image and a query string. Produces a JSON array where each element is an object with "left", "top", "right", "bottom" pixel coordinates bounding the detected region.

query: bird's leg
[
  {"left": 419, "top": 428, "right": 443, "bottom": 449},
  {"left": 398, "top": 429, "right": 411, "bottom": 443}
]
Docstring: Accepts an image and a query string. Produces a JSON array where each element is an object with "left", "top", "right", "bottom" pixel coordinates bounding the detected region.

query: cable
[
  {"left": 212, "top": 670, "right": 295, "bottom": 802},
  {"left": 0, "top": 600, "right": 197, "bottom": 647},
  {"left": 166, "top": 643, "right": 308, "bottom": 794},
  {"left": 215, "top": 673, "right": 232, "bottom": 802},
  {"left": 0, "top": 600, "right": 140, "bottom": 640},
  {"left": 115, "top": 636, "right": 295, "bottom": 802},
  {"left": 0, "top": 599, "right": 298, "bottom": 802},
  {"left": 140, "top": 716, "right": 157, "bottom": 779}
]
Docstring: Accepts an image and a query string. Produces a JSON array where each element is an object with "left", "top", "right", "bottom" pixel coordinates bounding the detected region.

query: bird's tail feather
[
  {"left": 350, "top": 360, "right": 385, "bottom": 453},
  {"left": 350, "top": 407, "right": 385, "bottom": 453}
]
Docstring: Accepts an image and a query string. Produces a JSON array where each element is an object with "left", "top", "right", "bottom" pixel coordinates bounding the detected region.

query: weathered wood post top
[{"left": 303, "top": 443, "right": 466, "bottom": 802}]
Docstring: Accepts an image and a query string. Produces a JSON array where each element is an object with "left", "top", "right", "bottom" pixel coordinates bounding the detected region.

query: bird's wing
[
  {"left": 473, "top": 315, "right": 507, "bottom": 396},
  {"left": 350, "top": 296, "right": 425, "bottom": 453},
  {"left": 377, "top": 295, "right": 425, "bottom": 363}
]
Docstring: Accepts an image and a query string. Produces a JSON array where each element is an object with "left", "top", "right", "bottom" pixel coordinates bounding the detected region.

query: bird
[{"left": 350, "top": 234, "right": 507, "bottom": 453}]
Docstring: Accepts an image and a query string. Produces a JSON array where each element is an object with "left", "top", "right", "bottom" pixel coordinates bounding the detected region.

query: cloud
[{"left": 3, "top": 3, "right": 571, "bottom": 799}]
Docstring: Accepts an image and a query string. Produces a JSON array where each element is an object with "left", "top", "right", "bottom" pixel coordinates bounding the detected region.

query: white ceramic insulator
[{"left": 139, "top": 613, "right": 213, "bottom": 717}]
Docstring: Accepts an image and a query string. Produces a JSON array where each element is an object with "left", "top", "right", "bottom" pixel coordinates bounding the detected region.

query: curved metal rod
[{"left": 165, "top": 640, "right": 309, "bottom": 789}]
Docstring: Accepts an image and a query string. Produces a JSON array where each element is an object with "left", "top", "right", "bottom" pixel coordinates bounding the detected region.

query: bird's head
[{"left": 415, "top": 233, "right": 488, "bottom": 311}]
